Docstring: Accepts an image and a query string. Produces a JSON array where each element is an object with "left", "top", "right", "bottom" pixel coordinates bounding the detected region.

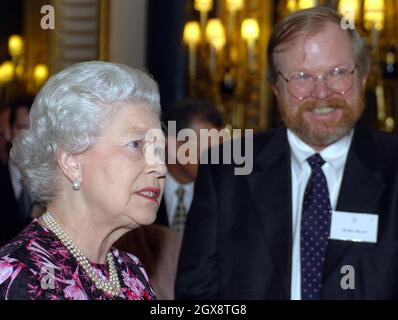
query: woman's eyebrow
[{"left": 121, "top": 127, "right": 148, "bottom": 136}]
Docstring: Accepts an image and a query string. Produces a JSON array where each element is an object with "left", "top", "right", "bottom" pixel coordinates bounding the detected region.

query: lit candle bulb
[
  {"left": 194, "top": 0, "right": 213, "bottom": 35},
  {"left": 206, "top": 19, "right": 226, "bottom": 77},
  {"left": 8, "top": 35, "right": 24, "bottom": 57},
  {"left": 364, "top": 0, "right": 385, "bottom": 32},
  {"left": 226, "top": 0, "right": 244, "bottom": 35},
  {"left": 298, "top": 0, "right": 317, "bottom": 10},
  {"left": 183, "top": 21, "right": 201, "bottom": 80},
  {"left": 33, "top": 64, "right": 49, "bottom": 88},
  {"left": 241, "top": 18, "right": 259, "bottom": 71}
]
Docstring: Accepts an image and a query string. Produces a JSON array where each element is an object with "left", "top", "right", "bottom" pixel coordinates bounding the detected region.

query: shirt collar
[
  {"left": 8, "top": 160, "right": 22, "bottom": 182},
  {"left": 8, "top": 160, "right": 23, "bottom": 197},
  {"left": 165, "top": 173, "right": 194, "bottom": 197},
  {"left": 287, "top": 129, "right": 353, "bottom": 175}
]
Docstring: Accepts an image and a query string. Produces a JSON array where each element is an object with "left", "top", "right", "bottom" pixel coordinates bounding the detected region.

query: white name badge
[{"left": 329, "top": 211, "right": 378, "bottom": 243}]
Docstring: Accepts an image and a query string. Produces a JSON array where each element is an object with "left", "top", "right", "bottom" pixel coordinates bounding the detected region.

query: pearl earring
[{"left": 72, "top": 179, "right": 81, "bottom": 191}]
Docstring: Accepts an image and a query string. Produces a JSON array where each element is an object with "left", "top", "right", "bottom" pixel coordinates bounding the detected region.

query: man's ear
[
  {"left": 272, "top": 84, "right": 280, "bottom": 97},
  {"left": 57, "top": 149, "right": 82, "bottom": 184},
  {"left": 361, "top": 75, "right": 368, "bottom": 90}
]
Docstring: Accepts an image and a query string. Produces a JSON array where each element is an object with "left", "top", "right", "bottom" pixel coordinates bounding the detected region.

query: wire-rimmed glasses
[{"left": 277, "top": 65, "right": 357, "bottom": 100}]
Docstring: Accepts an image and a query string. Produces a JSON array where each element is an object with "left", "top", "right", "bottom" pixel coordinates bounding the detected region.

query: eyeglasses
[{"left": 277, "top": 65, "right": 357, "bottom": 100}]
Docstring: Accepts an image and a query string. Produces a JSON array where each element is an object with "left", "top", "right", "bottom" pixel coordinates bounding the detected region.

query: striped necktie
[{"left": 172, "top": 186, "right": 187, "bottom": 232}]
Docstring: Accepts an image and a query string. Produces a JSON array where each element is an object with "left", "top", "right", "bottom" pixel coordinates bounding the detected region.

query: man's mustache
[{"left": 299, "top": 99, "right": 350, "bottom": 112}]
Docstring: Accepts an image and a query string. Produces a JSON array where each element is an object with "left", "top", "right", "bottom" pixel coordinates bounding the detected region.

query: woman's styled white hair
[{"left": 11, "top": 61, "right": 161, "bottom": 205}]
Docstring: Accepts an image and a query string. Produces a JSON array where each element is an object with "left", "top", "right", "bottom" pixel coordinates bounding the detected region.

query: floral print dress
[{"left": 0, "top": 220, "right": 156, "bottom": 300}]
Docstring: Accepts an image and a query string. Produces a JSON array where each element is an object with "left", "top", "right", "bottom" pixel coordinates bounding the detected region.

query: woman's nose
[{"left": 145, "top": 146, "right": 167, "bottom": 177}]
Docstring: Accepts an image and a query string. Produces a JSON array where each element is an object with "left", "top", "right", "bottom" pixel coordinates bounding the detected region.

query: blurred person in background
[
  {"left": 156, "top": 98, "right": 225, "bottom": 231},
  {"left": 116, "top": 97, "right": 224, "bottom": 299},
  {"left": 0, "top": 96, "right": 34, "bottom": 247}
]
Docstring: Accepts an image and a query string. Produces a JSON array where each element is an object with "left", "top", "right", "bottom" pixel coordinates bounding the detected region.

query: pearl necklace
[{"left": 42, "top": 211, "right": 121, "bottom": 297}]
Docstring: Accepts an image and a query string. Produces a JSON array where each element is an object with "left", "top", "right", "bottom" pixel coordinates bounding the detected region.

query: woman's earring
[{"left": 72, "top": 179, "right": 81, "bottom": 191}]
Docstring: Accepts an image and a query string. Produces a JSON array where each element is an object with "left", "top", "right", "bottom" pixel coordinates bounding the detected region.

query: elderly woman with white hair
[{"left": 0, "top": 61, "right": 166, "bottom": 300}]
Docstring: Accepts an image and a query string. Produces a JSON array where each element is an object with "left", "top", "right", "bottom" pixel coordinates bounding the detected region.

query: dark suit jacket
[
  {"left": 0, "top": 164, "right": 30, "bottom": 247},
  {"left": 175, "top": 126, "right": 398, "bottom": 299}
]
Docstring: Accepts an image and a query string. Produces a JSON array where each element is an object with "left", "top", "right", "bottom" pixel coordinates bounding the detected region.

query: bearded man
[{"left": 176, "top": 7, "right": 398, "bottom": 300}]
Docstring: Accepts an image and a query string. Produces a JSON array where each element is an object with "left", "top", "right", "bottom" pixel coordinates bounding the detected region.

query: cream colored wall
[{"left": 109, "top": 0, "right": 147, "bottom": 69}]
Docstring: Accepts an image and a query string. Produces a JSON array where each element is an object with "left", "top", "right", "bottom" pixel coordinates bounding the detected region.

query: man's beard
[{"left": 278, "top": 93, "right": 365, "bottom": 148}]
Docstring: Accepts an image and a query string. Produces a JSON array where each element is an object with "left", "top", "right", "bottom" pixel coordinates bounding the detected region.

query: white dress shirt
[
  {"left": 164, "top": 174, "right": 194, "bottom": 226},
  {"left": 8, "top": 160, "right": 23, "bottom": 199},
  {"left": 288, "top": 129, "right": 353, "bottom": 300}
]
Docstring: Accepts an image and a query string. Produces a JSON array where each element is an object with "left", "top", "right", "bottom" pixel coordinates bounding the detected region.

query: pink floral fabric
[{"left": 0, "top": 220, "right": 156, "bottom": 300}]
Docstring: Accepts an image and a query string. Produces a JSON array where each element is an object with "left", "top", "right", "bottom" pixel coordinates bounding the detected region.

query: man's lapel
[
  {"left": 244, "top": 126, "right": 385, "bottom": 295},
  {"left": 247, "top": 127, "right": 293, "bottom": 298},
  {"left": 323, "top": 127, "right": 385, "bottom": 283}
]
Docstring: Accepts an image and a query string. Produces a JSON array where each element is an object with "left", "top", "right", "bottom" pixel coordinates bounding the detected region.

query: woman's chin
[{"left": 125, "top": 211, "right": 158, "bottom": 227}]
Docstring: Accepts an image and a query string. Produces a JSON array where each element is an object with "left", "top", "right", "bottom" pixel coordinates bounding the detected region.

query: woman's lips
[{"left": 135, "top": 188, "right": 161, "bottom": 204}]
